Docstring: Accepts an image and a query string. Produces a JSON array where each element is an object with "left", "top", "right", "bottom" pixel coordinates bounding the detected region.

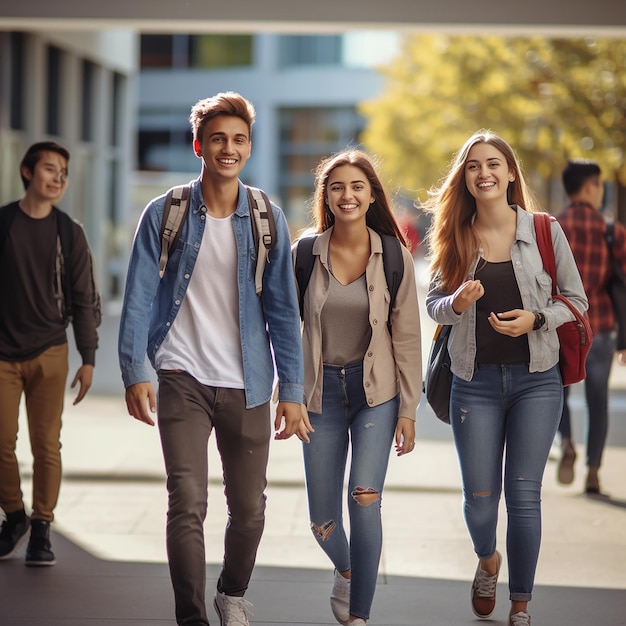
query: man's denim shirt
[
  {"left": 118, "top": 178, "right": 304, "bottom": 408},
  {"left": 426, "top": 206, "right": 588, "bottom": 381}
]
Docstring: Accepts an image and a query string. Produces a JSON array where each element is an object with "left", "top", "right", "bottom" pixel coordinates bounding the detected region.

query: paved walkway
[{"left": 2, "top": 386, "right": 626, "bottom": 625}]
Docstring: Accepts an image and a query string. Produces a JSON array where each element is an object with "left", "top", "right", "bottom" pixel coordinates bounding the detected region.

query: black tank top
[{"left": 475, "top": 259, "right": 530, "bottom": 364}]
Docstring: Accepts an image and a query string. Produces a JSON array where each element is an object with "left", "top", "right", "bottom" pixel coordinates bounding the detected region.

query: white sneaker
[
  {"left": 330, "top": 570, "right": 350, "bottom": 625},
  {"left": 509, "top": 611, "right": 531, "bottom": 626},
  {"left": 213, "top": 591, "right": 253, "bottom": 626}
]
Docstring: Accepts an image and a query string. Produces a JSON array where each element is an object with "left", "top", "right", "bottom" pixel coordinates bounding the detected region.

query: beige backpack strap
[
  {"left": 159, "top": 185, "right": 190, "bottom": 278},
  {"left": 247, "top": 186, "right": 276, "bottom": 295}
]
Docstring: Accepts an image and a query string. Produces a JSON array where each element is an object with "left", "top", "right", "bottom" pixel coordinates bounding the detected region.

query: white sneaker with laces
[
  {"left": 509, "top": 611, "right": 531, "bottom": 626},
  {"left": 213, "top": 591, "right": 253, "bottom": 626},
  {"left": 330, "top": 569, "right": 350, "bottom": 625}
]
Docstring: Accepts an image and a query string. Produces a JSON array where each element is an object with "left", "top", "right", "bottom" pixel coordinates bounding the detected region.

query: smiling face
[
  {"left": 193, "top": 114, "right": 251, "bottom": 183},
  {"left": 22, "top": 151, "right": 69, "bottom": 204},
  {"left": 464, "top": 141, "right": 515, "bottom": 206},
  {"left": 325, "top": 164, "right": 374, "bottom": 226}
]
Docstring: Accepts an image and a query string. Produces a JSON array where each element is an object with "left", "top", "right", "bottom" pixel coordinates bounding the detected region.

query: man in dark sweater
[{"left": 0, "top": 141, "right": 99, "bottom": 566}]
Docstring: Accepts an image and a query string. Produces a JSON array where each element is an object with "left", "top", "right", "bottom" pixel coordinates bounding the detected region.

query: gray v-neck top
[{"left": 320, "top": 272, "right": 372, "bottom": 366}]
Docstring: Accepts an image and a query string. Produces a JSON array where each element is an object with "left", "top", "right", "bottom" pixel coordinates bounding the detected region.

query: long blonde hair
[{"left": 424, "top": 129, "right": 540, "bottom": 292}]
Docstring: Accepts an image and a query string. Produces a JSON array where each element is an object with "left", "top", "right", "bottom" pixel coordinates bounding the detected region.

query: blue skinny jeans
[
  {"left": 303, "top": 361, "right": 399, "bottom": 620},
  {"left": 450, "top": 363, "right": 562, "bottom": 602},
  {"left": 559, "top": 330, "right": 615, "bottom": 468}
]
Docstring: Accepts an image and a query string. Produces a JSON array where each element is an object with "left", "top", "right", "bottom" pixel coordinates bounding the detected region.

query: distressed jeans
[
  {"left": 450, "top": 363, "right": 562, "bottom": 602},
  {"left": 303, "top": 361, "right": 399, "bottom": 620},
  {"left": 157, "top": 371, "right": 271, "bottom": 626}
]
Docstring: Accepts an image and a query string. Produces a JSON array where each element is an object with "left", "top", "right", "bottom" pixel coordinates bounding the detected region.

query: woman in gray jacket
[
  {"left": 296, "top": 149, "right": 422, "bottom": 625},
  {"left": 425, "top": 130, "right": 587, "bottom": 626}
]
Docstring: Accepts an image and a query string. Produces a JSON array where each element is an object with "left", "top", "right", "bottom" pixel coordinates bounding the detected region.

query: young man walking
[
  {"left": 556, "top": 159, "right": 626, "bottom": 494},
  {"left": 118, "top": 92, "right": 308, "bottom": 626},
  {"left": 0, "top": 141, "right": 99, "bottom": 566}
]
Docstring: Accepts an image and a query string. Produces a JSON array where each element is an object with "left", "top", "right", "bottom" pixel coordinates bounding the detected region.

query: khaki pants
[{"left": 0, "top": 344, "right": 68, "bottom": 522}]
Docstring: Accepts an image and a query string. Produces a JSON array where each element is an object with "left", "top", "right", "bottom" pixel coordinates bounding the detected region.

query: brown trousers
[{"left": 0, "top": 344, "right": 68, "bottom": 522}]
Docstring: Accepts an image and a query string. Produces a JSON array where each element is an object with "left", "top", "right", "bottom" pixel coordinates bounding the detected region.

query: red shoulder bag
[{"left": 533, "top": 212, "right": 592, "bottom": 386}]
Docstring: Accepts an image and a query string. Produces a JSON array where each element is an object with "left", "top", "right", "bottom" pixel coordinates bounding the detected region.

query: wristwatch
[{"left": 533, "top": 311, "right": 546, "bottom": 331}]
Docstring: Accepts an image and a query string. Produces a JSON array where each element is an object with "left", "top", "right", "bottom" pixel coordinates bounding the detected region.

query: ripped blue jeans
[
  {"left": 303, "top": 361, "right": 399, "bottom": 620},
  {"left": 450, "top": 363, "right": 562, "bottom": 602}
]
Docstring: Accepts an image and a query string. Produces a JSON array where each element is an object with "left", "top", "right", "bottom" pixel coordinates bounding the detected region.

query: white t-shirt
[{"left": 155, "top": 213, "right": 244, "bottom": 388}]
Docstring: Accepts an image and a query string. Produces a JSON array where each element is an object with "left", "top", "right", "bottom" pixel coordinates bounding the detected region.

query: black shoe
[
  {"left": 25, "top": 520, "right": 56, "bottom": 566},
  {"left": 0, "top": 509, "right": 31, "bottom": 559}
]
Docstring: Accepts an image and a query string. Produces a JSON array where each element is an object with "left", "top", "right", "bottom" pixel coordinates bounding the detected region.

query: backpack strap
[
  {"left": 380, "top": 234, "right": 404, "bottom": 335},
  {"left": 605, "top": 220, "right": 615, "bottom": 251},
  {"left": 294, "top": 235, "right": 317, "bottom": 320},
  {"left": 533, "top": 213, "right": 557, "bottom": 292},
  {"left": 159, "top": 185, "right": 191, "bottom": 278},
  {"left": 246, "top": 186, "right": 276, "bottom": 295},
  {"left": 56, "top": 210, "right": 75, "bottom": 321},
  {"left": 294, "top": 233, "right": 405, "bottom": 333}
]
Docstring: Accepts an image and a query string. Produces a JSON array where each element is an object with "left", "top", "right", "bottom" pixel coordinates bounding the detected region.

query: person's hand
[
  {"left": 394, "top": 416, "right": 416, "bottom": 456},
  {"left": 125, "top": 382, "right": 157, "bottom": 426},
  {"left": 452, "top": 280, "right": 484, "bottom": 314},
  {"left": 294, "top": 404, "right": 314, "bottom": 443},
  {"left": 71, "top": 364, "right": 94, "bottom": 405},
  {"left": 274, "top": 401, "right": 312, "bottom": 440},
  {"left": 617, "top": 350, "right": 626, "bottom": 365},
  {"left": 488, "top": 309, "right": 535, "bottom": 337}
]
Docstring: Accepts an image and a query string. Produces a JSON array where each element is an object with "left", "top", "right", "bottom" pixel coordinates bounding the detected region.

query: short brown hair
[{"left": 189, "top": 91, "right": 256, "bottom": 143}]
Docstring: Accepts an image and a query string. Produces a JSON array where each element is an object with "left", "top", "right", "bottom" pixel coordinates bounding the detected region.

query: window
[
  {"left": 190, "top": 35, "right": 252, "bottom": 67},
  {"left": 279, "top": 35, "right": 342, "bottom": 67},
  {"left": 140, "top": 34, "right": 253, "bottom": 69},
  {"left": 81, "top": 60, "right": 95, "bottom": 142},
  {"left": 140, "top": 35, "right": 174, "bottom": 68},
  {"left": 46, "top": 45, "right": 62, "bottom": 136},
  {"left": 110, "top": 72, "right": 124, "bottom": 146},
  {"left": 138, "top": 128, "right": 195, "bottom": 172},
  {"left": 9, "top": 32, "right": 26, "bottom": 130},
  {"left": 278, "top": 107, "right": 365, "bottom": 222}
]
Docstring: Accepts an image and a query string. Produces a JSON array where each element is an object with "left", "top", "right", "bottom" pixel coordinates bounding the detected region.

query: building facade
[
  {"left": 136, "top": 32, "right": 398, "bottom": 230},
  {"left": 0, "top": 29, "right": 136, "bottom": 301}
]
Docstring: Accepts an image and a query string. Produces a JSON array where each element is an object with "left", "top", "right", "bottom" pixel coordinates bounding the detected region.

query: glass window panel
[
  {"left": 46, "top": 45, "right": 62, "bottom": 136},
  {"left": 279, "top": 35, "right": 342, "bottom": 67},
  {"left": 9, "top": 32, "right": 26, "bottom": 130},
  {"left": 140, "top": 35, "right": 174, "bottom": 68},
  {"left": 190, "top": 35, "right": 253, "bottom": 68},
  {"left": 81, "top": 60, "right": 95, "bottom": 142}
]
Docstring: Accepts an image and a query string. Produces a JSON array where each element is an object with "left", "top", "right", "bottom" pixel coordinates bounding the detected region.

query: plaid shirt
[{"left": 556, "top": 201, "right": 626, "bottom": 335}]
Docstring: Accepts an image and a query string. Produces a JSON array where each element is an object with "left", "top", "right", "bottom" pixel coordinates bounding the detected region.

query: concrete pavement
[
  {"left": 2, "top": 385, "right": 626, "bottom": 625},
  {"left": 3, "top": 255, "right": 626, "bottom": 625}
]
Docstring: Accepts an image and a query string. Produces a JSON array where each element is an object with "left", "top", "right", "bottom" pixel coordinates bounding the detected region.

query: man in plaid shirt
[{"left": 556, "top": 159, "right": 626, "bottom": 495}]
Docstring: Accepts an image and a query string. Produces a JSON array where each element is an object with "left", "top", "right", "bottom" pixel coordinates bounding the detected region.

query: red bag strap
[
  {"left": 533, "top": 212, "right": 593, "bottom": 346},
  {"left": 533, "top": 212, "right": 557, "bottom": 295}
]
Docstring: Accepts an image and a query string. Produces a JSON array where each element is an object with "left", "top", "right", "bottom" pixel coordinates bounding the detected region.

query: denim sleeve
[
  {"left": 261, "top": 204, "right": 305, "bottom": 404},
  {"left": 118, "top": 199, "right": 164, "bottom": 387}
]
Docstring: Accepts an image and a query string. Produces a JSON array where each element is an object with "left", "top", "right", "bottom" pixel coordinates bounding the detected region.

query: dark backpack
[
  {"left": 0, "top": 203, "right": 102, "bottom": 327},
  {"left": 158, "top": 184, "right": 276, "bottom": 295},
  {"left": 604, "top": 221, "right": 626, "bottom": 350},
  {"left": 294, "top": 233, "right": 404, "bottom": 334}
]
